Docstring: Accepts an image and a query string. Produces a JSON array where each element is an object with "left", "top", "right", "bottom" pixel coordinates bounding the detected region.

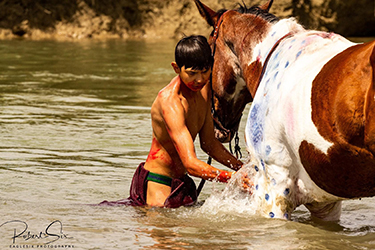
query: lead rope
[
  {"left": 197, "top": 156, "right": 211, "bottom": 197},
  {"left": 197, "top": 134, "right": 242, "bottom": 197},
  {"left": 229, "top": 132, "right": 242, "bottom": 159}
]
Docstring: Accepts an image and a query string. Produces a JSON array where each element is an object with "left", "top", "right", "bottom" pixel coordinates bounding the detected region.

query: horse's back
[{"left": 301, "top": 39, "right": 375, "bottom": 198}]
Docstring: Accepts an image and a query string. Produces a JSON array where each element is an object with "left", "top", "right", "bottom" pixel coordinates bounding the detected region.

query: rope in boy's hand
[{"left": 196, "top": 156, "right": 212, "bottom": 196}]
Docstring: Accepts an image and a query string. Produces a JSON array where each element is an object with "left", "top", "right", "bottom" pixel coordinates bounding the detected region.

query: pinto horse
[{"left": 194, "top": 0, "right": 375, "bottom": 220}]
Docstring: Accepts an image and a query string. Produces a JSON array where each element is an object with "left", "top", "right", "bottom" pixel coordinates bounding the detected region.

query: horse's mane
[
  {"left": 215, "top": 3, "right": 279, "bottom": 24},
  {"left": 236, "top": 3, "right": 279, "bottom": 23}
]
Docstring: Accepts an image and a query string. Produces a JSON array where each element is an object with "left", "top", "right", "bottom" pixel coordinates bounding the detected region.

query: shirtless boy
[{"left": 127, "top": 35, "right": 246, "bottom": 208}]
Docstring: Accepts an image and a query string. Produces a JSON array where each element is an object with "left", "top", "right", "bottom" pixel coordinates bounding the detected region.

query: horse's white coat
[
  {"left": 241, "top": 18, "right": 356, "bottom": 220},
  {"left": 219, "top": 46, "right": 248, "bottom": 101}
]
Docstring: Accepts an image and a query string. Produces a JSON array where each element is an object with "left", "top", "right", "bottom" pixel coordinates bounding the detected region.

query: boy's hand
[{"left": 232, "top": 171, "right": 253, "bottom": 194}]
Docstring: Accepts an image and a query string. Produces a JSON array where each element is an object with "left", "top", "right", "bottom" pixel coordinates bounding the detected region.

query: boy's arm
[
  {"left": 161, "top": 97, "right": 232, "bottom": 183},
  {"left": 199, "top": 99, "right": 243, "bottom": 171}
]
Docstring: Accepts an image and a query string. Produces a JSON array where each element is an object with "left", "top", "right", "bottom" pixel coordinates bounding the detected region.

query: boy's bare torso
[{"left": 144, "top": 75, "right": 210, "bottom": 179}]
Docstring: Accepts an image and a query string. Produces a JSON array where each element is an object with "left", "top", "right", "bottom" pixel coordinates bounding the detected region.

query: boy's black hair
[{"left": 175, "top": 35, "right": 213, "bottom": 70}]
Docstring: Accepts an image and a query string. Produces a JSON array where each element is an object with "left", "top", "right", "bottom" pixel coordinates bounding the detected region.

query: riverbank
[{"left": 0, "top": 0, "right": 374, "bottom": 40}]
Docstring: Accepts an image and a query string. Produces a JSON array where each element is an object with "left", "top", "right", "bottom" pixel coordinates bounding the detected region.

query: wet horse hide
[{"left": 194, "top": 0, "right": 375, "bottom": 220}]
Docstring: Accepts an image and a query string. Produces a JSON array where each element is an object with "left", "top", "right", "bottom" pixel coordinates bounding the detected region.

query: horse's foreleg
[{"left": 305, "top": 201, "right": 342, "bottom": 221}]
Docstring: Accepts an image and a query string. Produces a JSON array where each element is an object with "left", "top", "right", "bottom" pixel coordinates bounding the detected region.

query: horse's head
[{"left": 194, "top": 0, "right": 278, "bottom": 142}]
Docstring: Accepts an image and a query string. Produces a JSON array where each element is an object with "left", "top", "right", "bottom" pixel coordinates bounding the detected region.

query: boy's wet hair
[{"left": 175, "top": 35, "right": 213, "bottom": 70}]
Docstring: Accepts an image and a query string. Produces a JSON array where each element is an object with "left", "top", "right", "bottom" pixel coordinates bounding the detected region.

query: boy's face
[{"left": 172, "top": 62, "right": 211, "bottom": 92}]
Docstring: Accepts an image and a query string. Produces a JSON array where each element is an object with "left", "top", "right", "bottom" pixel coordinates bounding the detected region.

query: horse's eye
[{"left": 226, "top": 41, "right": 237, "bottom": 56}]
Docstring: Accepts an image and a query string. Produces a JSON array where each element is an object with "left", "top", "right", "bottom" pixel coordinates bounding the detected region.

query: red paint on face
[
  {"left": 185, "top": 80, "right": 207, "bottom": 92},
  {"left": 179, "top": 67, "right": 211, "bottom": 92}
]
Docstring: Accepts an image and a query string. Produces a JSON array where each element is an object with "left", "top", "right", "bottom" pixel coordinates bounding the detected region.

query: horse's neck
[{"left": 253, "top": 18, "right": 305, "bottom": 64}]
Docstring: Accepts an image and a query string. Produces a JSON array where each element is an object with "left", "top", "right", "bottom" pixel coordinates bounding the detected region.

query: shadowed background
[{"left": 0, "top": 0, "right": 374, "bottom": 40}]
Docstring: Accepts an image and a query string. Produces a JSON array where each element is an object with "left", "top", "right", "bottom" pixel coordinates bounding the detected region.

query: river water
[{"left": 0, "top": 38, "right": 375, "bottom": 249}]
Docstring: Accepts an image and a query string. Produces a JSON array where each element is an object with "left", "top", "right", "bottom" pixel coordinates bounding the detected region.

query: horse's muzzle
[
  {"left": 212, "top": 113, "right": 242, "bottom": 143},
  {"left": 214, "top": 127, "right": 232, "bottom": 143}
]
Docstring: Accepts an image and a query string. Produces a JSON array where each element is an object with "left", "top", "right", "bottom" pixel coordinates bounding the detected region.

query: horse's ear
[
  {"left": 193, "top": 0, "right": 218, "bottom": 27},
  {"left": 259, "top": 0, "right": 273, "bottom": 12}
]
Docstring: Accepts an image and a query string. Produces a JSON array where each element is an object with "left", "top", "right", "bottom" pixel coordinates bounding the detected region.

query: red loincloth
[{"left": 98, "top": 163, "right": 198, "bottom": 208}]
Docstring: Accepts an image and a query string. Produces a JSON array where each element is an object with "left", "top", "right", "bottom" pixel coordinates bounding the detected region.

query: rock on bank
[{"left": 0, "top": 0, "right": 374, "bottom": 40}]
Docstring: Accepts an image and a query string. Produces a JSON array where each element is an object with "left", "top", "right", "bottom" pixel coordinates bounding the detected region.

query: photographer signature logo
[{"left": 0, "top": 220, "right": 73, "bottom": 246}]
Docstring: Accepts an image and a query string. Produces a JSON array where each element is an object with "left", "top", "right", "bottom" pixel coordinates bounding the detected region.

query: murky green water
[{"left": 1, "top": 38, "right": 375, "bottom": 249}]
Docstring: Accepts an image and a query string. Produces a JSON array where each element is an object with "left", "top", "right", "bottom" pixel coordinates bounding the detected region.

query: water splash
[{"left": 196, "top": 163, "right": 258, "bottom": 220}]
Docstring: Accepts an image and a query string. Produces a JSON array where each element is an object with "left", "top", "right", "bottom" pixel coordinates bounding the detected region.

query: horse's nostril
[{"left": 214, "top": 127, "right": 233, "bottom": 143}]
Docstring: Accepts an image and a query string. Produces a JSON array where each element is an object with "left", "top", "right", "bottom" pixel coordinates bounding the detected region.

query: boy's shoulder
[
  {"left": 158, "top": 76, "right": 183, "bottom": 98},
  {"left": 153, "top": 76, "right": 182, "bottom": 108}
]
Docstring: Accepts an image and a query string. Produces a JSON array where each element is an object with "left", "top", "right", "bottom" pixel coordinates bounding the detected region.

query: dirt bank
[{"left": 0, "top": 0, "right": 374, "bottom": 40}]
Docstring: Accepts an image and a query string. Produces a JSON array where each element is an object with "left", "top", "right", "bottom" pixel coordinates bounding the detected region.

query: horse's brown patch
[
  {"left": 300, "top": 40, "right": 375, "bottom": 198},
  {"left": 299, "top": 140, "right": 375, "bottom": 198},
  {"left": 244, "top": 60, "right": 262, "bottom": 97}
]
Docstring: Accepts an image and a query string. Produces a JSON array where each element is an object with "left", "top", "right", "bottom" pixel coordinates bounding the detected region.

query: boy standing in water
[{"left": 127, "top": 35, "right": 248, "bottom": 208}]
